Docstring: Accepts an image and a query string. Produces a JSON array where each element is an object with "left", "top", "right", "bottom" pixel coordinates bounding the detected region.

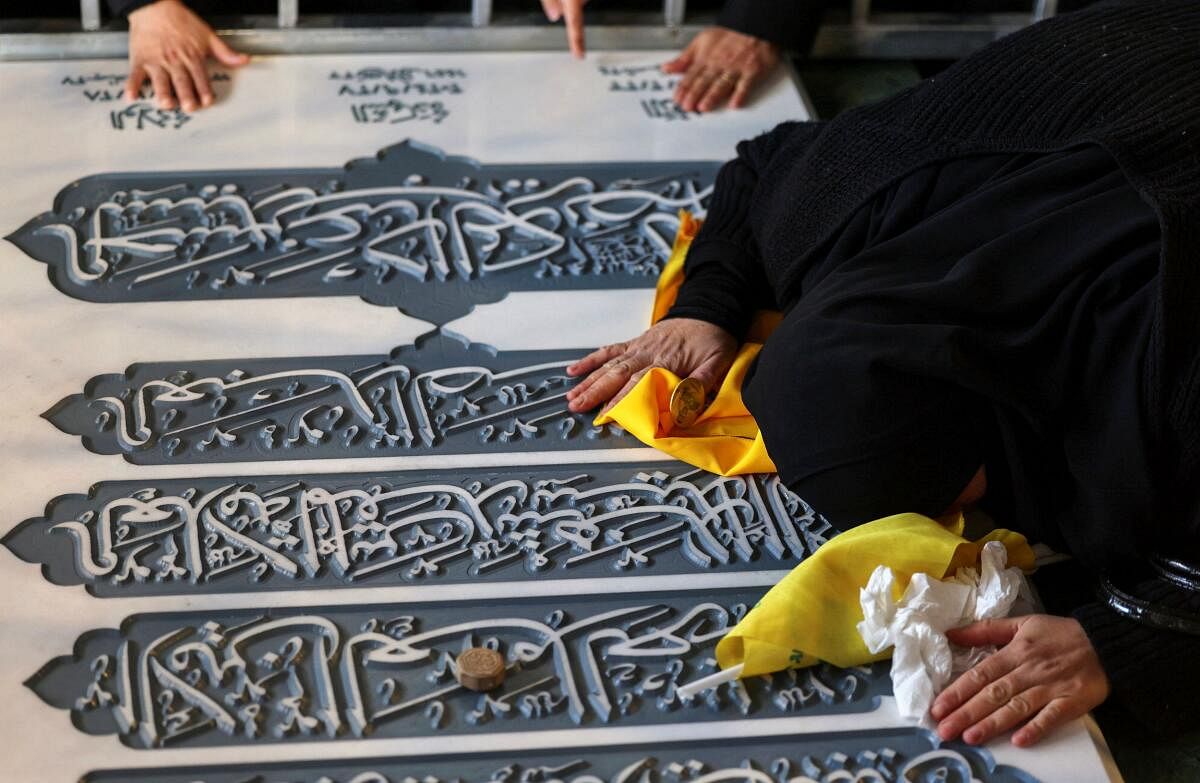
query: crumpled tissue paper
[{"left": 857, "top": 540, "right": 1031, "bottom": 725}]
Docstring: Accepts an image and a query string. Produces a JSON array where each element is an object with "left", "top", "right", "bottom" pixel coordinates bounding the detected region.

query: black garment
[
  {"left": 742, "top": 145, "right": 1159, "bottom": 565},
  {"left": 666, "top": 0, "right": 1200, "bottom": 731},
  {"left": 107, "top": 0, "right": 164, "bottom": 16},
  {"left": 717, "top": 0, "right": 831, "bottom": 52},
  {"left": 674, "top": 0, "right": 1200, "bottom": 487}
]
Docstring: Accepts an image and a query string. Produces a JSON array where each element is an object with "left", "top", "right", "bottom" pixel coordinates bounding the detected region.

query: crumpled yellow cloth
[
  {"left": 594, "top": 211, "right": 779, "bottom": 475},
  {"left": 716, "top": 512, "right": 1036, "bottom": 674}
]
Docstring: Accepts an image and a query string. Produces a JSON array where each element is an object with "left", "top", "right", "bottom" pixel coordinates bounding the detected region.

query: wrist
[{"left": 128, "top": 0, "right": 182, "bottom": 21}]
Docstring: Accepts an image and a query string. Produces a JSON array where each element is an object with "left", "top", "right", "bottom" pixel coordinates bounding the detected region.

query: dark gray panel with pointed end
[
  {"left": 7, "top": 140, "right": 718, "bottom": 324},
  {"left": 29, "top": 590, "right": 893, "bottom": 749},
  {"left": 43, "top": 331, "right": 639, "bottom": 464},
  {"left": 4, "top": 462, "right": 832, "bottom": 596},
  {"left": 82, "top": 728, "right": 1042, "bottom": 782}
]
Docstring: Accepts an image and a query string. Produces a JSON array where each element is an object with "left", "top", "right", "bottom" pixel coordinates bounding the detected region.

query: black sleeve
[
  {"left": 107, "top": 0, "right": 166, "bottom": 17},
  {"left": 717, "top": 0, "right": 833, "bottom": 53},
  {"left": 1073, "top": 580, "right": 1200, "bottom": 732},
  {"left": 664, "top": 120, "right": 823, "bottom": 338}
]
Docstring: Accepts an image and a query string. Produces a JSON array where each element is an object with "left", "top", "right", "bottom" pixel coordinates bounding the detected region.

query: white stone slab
[{"left": 0, "top": 51, "right": 1114, "bottom": 782}]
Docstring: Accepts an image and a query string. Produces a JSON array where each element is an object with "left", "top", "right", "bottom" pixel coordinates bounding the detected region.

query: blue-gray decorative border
[
  {"left": 28, "top": 589, "right": 890, "bottom": 749},
  {"left": 44, "top": 331, "right": 638, "bottom": 464},
  {"left": 7, "top": 140, "right": 718, "bottom": 324},
  {"left": 83, "top": 728, "right": 1041, "bottom": 782},
  {"left": 4, "top": 462, "right": 830, "bottom": 596}
]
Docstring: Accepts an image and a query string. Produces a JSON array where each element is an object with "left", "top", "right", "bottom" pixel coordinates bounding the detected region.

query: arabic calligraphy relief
[
  {"left": 5, "top": 463, "right": 829, "bottom": 596},
  {"left": 7, "top": 140, "right": 718, "bottom": 322},
  {"left": 44, "top": 332, "right": 639, "bottom": 464},
  {"left": 28, "top": 591, "right": 891, "bottom": 749},
  {"left": 83, "top": 728, "right": 1041, "bottom": 782}
]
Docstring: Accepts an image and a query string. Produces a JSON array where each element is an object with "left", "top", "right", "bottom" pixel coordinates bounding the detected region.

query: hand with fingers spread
[
  {"left": 566, "top": 318, "right": 738, "bottom": 417},
  {"left": 540, "top": 0, "right": 590, "bottom": 59},
  {"left": 663, "top": 27, "right": 780, "bottom": 113},
  {"left": 126, "top": 0, "right": 249, "bottom": 113},
  {"left": 931, "top": 615, "right": 1110, "bottom": 748}
]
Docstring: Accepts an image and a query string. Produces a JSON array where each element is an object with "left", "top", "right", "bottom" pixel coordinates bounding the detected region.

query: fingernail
[
  {"left": 549, "top": 10, "right": 560, "bottom": 20},
  {"left": 930, "top": 705, "right": 944, "bottom": 720},
  {"left": 963, "top": 729, "right": 981, "bottom": 744}
]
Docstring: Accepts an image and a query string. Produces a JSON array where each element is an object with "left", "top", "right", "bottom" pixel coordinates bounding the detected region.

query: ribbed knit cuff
[
  {"left": 1073, "top": 580, "right": 1200, "bottom": 733},
  {"left": 695, "top": 153, "right": 759, "bottom": 251},
  {"left": 660, "top": 146, "right": 768, "bottom": 338},
  {"left": 109, "top": 0, "right": 166, "bottom": 18},
  {"left": 664, "top": 247, "right": 757, "bottom": 338},
  {"left": 716, "top": 0, "right": 828, "bottom": 52}
]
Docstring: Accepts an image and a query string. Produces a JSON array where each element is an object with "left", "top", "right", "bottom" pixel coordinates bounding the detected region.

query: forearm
[
  {"left": 666, "top": 121, "right": 822, "bottom": 337},
  {"left": 667, "top": 157, "right": 768, "bottom": 337}
]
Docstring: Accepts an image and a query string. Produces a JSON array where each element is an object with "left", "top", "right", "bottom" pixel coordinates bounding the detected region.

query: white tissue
[{"left": 856, "top": 540, "right": 1027, "bottom": 725}]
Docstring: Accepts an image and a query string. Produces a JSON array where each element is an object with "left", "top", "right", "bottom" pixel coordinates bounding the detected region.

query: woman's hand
[
  {"left": 662, "top": 27, "right": 780, "bottom": 112},
  {"left": 540, "top": 0, "right": 589, "bottom": 59},
  {"left": 126, "top": 0, "right": 249, "bottom": 112},
  {"left": 931, "top": 615, "right": 1110, "bottom": 747},
  {"left": 566, "top": 318, "right": 738, "bottom": 416}
]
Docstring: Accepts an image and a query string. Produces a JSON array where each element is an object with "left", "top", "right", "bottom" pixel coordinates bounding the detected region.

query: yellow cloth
[
  {"left": 716, "top": 512, "right": 1036, "bottom": 674},
  {"left": 595, "top": 210, "right": 780, "bottom": 475}
]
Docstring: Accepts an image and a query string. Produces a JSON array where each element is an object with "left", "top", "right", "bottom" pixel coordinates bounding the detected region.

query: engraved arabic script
[{"left": 6, "top": 465, "right": 830, "bottom": 595}]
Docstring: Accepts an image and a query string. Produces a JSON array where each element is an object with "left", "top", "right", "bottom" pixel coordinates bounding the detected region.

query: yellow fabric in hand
[
  {"left": 716, "top": 512, "right": 1036, "bottom": 674},
  {"left": 594, "top": 210, "right": 779, "bottom": 475}
]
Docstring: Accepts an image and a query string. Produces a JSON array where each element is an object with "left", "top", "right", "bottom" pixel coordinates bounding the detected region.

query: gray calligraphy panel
[
  {"left": 44, "top": 331, "right": 640, "bottom": 464},
  {"left": 4, "top": 462, "right": 831, "bottom": 596},
  {"left": 28, "top": 590, "right": 891, "bottom": 749},
  {"left": 83, "top": 728, "right": 1041, "bottom": 782},
  {"left": 7, "top": 140, "right": 718, "bottom": 323}
]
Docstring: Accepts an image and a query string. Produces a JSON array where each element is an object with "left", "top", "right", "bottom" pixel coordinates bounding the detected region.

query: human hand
[
  {"left": 662, "top": 27, "right": 780, "bottom": 112},
  {"left": 566, "top": 318, "right": 738, "bottom": 416},
  {"left": 126, "top": 0, "right": 249, "bottom": 112},
  {"left": 540, "top": 0, "right": 589, "bottom": 59},
  {"left": 931, "top": 615, "right": 1110, "bottom": 747}
]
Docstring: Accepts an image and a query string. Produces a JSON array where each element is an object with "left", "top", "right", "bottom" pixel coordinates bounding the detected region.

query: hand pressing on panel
[
  {"left": 663, "top": 27, "right": 780, "bottom": 112},
  {"left": 566, "top": 318, "right": 738, "bottom": 416},
  {"left": 126, "top": 0, "right": 249, "bottom": 113},
  {"left": 541, "top": 0, "right": 590, "bottom": 59},
  {"left": 931, "top": 615, "right": 1110, "bottom": 747}
]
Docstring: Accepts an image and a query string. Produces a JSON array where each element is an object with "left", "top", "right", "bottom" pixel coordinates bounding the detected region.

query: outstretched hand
[
  {"left": 663, "top": 27, "right": 780, "bottom": 112},
  {"left": 931, "top": 615, "right": 1110, "bottom": 747},
  {"left": 566, "top": 318, "right": 738, "bottom": 416},
  {"left": 126, "top": 0, "right": 249, "bottom": 112},
  {"left": 541, "top": 0, "right": 589, "bottom": 59}
]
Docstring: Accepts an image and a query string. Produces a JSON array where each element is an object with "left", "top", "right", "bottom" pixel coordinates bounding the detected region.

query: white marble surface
[{"left": 0, "top": 51, "right": 1116, "bottom": 781}]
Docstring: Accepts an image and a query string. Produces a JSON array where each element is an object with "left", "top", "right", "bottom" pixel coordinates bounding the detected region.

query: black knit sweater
[
  {"left": 668, "top": 0, "right": 1200, "bottom": 731},
  {"left": 107, "top": 0, "right": 166, "bottom": 17},
  {"left": 717, "top": 0, "right": 831, "bottom": 51}
]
